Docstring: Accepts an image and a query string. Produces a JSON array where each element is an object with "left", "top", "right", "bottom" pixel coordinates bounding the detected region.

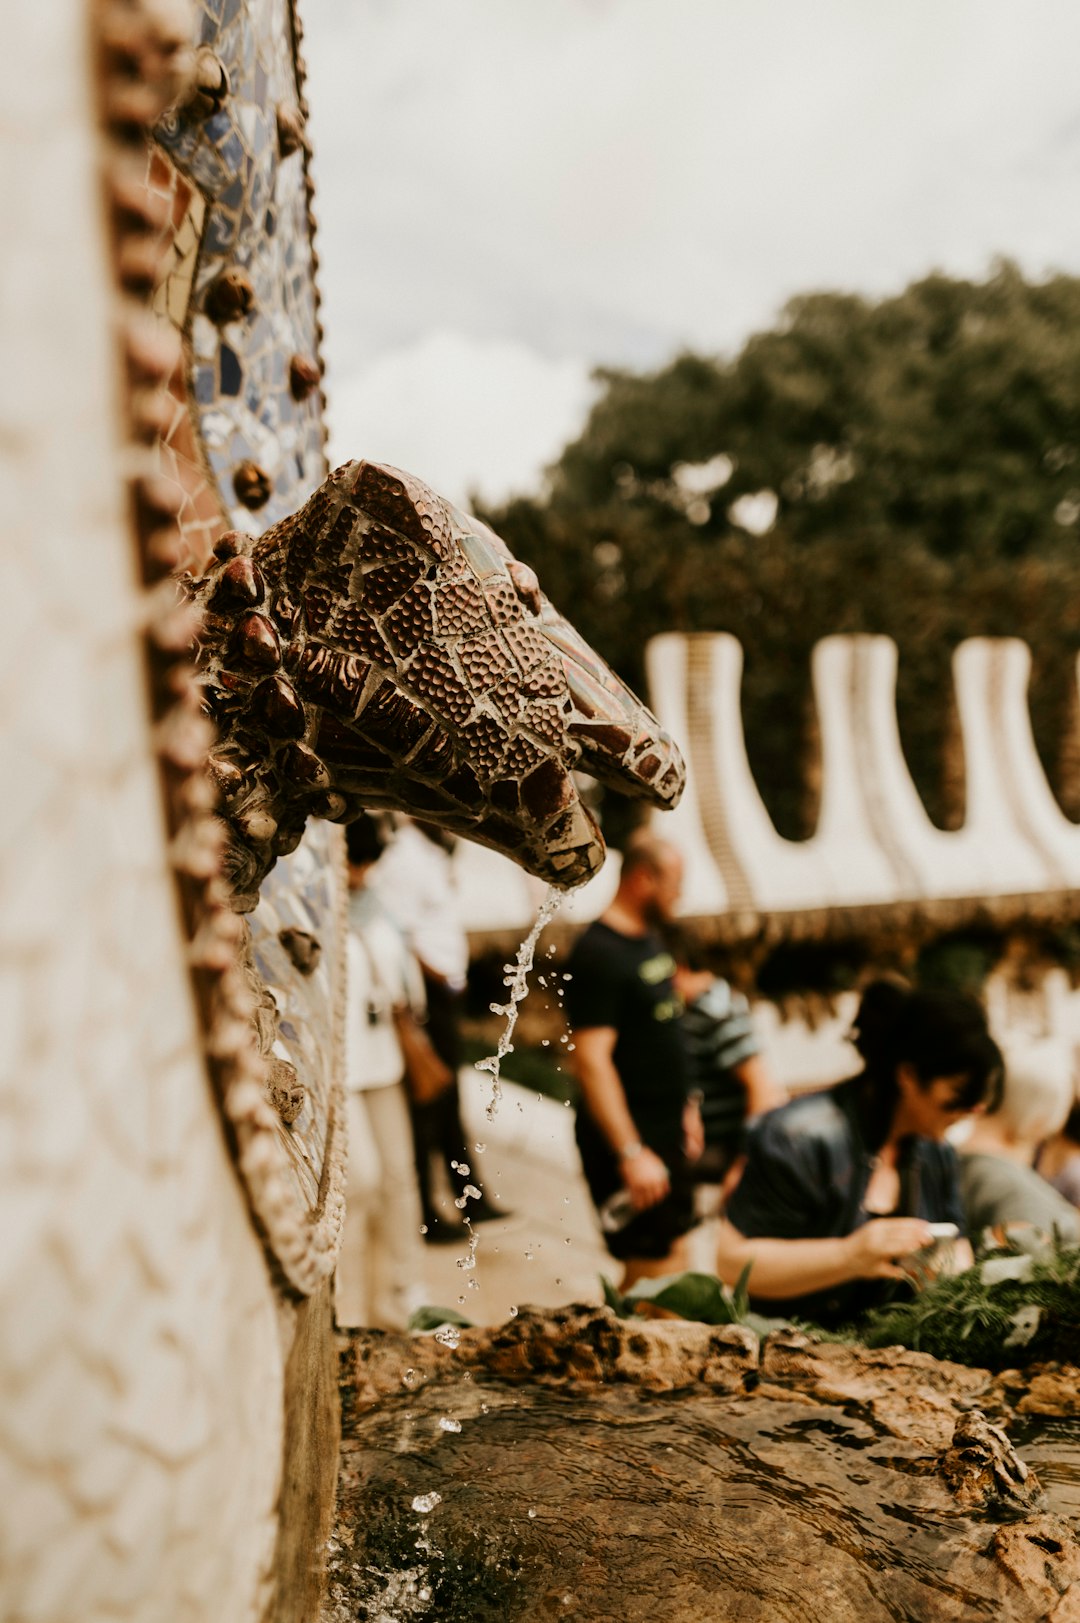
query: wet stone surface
[{"left": 326, "top": 1312, "right": 1080, "bottom": 1622}]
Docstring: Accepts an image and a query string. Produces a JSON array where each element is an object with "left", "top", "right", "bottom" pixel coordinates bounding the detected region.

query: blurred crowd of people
[
  {"left": 335, "top": 813, "right": 508, "bottom": 1332},
  {"left": 567, "top": 833, "right": 1080, "bottom": 1328},
  {"left": 337, "top": 817, "right": 1080, "bottom": 1335}
]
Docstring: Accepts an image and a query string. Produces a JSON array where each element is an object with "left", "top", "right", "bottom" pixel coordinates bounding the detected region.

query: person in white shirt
[
  {"left": 335, "top": 814, "right": 429, "bottom": 1328},
  {"left": 373, "top": 818, "right": 508, "bottom": 1239}
]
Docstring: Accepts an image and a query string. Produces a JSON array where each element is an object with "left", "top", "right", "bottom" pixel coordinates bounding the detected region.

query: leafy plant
[
  {"left": 859, "top": 1244, "right": 1080, "bottom": 1368},
  {"left": 601, "top": 1264, "right": 754, "bottom": 1325},
  {"left": 407, "top": 1304, "right": 475, "bottom": 1333}
]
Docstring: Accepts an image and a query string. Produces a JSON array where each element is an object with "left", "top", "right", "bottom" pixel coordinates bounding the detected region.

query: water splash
[{"left": 475, "top": 884, "right": 564, "bottom": 1122}]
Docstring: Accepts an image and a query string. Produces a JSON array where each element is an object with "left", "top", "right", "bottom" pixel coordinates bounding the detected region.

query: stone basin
[{"left": 325, "top": 1307, "right": 1080, "bottom": 1622}]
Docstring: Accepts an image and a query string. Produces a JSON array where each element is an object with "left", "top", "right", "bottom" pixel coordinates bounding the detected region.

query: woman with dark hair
[{"left": 715, "top": 979, "right": 1004, "bottom": 1328}]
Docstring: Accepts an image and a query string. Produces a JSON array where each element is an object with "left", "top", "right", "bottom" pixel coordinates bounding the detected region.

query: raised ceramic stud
[
  {"left": 276, "top": 104, "right": 306, "bottom": 157},
  {"left": 280, "top": 743, "right": 331, "bottom": 790},
  {"left": 210, "top": 556, "right": 265, "bottom": 613},
  {"left": 251, "top": 674, "right": 305, "bottom": 738},
  {"left": 205, "top": 267, "right": 255, "bottom": 324},
  {"left": 212, "top": 530, "right": 246, "bottom": 560},
  {"left": 206, "top": 755, "right": 246, "bottom": 799},
  {"left": 236, "top": 806, "right": 277, "bottom": 844},
  {"left": 229, "top": 613, "right": 281, "bottom": 671},
  {"left": 233, "top": 461, "right": 272, "bottom": 510},
  {"left": 267, "top": 1059, "right": 305, "bottom": 1125},
  {"left": 309, "top": 791, "right": 349, "bottom": 821},
  {"left": 279, "top": 927, "right": 321, "bottom": 976},
  {"left": 182, "top": 47, "right": 230, "bottom": 119},
  {"left": 289, "top": 354, "right": 321, "bottom": 401}
]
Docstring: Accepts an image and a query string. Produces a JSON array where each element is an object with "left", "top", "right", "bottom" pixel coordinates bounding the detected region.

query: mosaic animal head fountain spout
[{"left": 192, "top": 460, "right": 685, "bottom": 909}]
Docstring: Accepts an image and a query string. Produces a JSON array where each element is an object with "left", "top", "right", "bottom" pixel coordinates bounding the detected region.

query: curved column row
[
  {"left": 459, "top": 630, "right": 1080, "bottom": 938},
  {"left": 644, "top": 630, "right": 1080, "bottom": 919}
]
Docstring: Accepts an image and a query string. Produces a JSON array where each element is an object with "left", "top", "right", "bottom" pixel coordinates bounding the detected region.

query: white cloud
[
  {"left": 325, "top": 331, "right": 596, "bottom": 510},
  {"left": 303, "top": 0, "right": 1080, "bottom": 501}
]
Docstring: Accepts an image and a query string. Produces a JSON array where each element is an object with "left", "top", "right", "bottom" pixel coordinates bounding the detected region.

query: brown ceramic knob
[
  {"left": 309, "top": 791, "right": 349, "bottom": 822},
  {"left": 205, "top": 268, "right": 255, "bottom": 324},
  {"left": 229, "top": 613, "right": 281, "bottom": 671},
  {"left": 236, "top": 806, "right": 277, "bottom": 844},
  {"left": 276, "top": 104, "right": 306, "bottom": 157},
  {"left": 280, "top": 742, "right": 330, "bottom": 789},
  {"left": 233, "top": 460, "right": 272, "bottom": 510},
  {"left": 279, "top": 927, "right": 321, "bottom": 976},
  {"left": 206, "top": 754, "right": 246, "bottom": 799},
  {"left": 267, "top": 1060, "right": 305, "bottom": 1125},
  {"left": 212, "top": 530, "right": 245, "bottom": 560},
  {"left": 210, "top": 556, "right": 265, "bottom": 612},
  {"left": 288, "top": 354, "right": 320, "bottom": 401},
  {"left": 183, "top": 48, "right": 230, "bottom": 120},
  {"left": 251, "top": 674, "right": 305, "bottom": 738}
]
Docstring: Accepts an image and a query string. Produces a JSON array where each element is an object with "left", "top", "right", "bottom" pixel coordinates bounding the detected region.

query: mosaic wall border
[{"left": 97, "top": 0, "right": 346, "bottom": 1297}]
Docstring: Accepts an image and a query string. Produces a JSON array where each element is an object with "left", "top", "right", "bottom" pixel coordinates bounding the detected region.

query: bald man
[{"left": 566, "top": 836, "right": 702, "bottom": 1289}]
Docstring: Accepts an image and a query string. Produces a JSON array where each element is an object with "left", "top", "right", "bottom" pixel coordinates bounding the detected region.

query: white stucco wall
[{"left": 0, "top": 9, "right": 285, "bottom": 1619}]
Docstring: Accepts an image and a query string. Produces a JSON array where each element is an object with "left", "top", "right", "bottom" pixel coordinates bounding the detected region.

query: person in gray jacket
[{"left": 959, "top": 1039, "right": 1080, "bottom": 1249}]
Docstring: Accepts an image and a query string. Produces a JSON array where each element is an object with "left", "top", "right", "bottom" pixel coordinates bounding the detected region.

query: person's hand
[
  {"left": 845, "top": 1218, "right": 932, "bottom": 1281},
  {"left": 683, "top": 1095, "right": 705, "bottom": 1162},
  {"left": 622, "top": 1146, "right": 671, "bottom": 1211}
]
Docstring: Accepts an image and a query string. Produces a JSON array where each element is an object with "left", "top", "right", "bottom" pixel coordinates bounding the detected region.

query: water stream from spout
[
  {"left": 473, "top": 885, "right": 564, "bottom": 1124},
  {"left": 454, "top": 886, "right": 565, "bottom": 1288}
]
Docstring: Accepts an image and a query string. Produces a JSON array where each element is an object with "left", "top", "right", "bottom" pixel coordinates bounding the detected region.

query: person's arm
[
  {"left": 715, "top": 1214, "right": 934, "bottom": 1299},
  {"left": 571, "top": 1026, "right": 671, "bottom": 1210},
  {"left": 683, "top": 1093, "right": 704, "bottom": 1162},
  {"left": 732, "top": 1053, "right": 787, "bottom": 1119}
]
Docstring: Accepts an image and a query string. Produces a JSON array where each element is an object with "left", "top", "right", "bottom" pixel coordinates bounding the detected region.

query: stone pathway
[{"left": 416, "top": 1069, "right": 612, "bottom": 1325}]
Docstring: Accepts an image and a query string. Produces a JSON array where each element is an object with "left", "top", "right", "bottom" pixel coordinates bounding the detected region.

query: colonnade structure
[{"left": 462, "top": 631, "right": 1080, "bottom": 940}]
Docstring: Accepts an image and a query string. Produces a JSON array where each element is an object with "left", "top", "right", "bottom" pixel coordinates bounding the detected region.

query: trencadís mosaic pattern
[{"left": 155, "top": 0, "right": 324, "bottom": 549}]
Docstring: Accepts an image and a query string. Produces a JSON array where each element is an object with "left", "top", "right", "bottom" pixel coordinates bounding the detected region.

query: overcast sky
[{"left": 303, "top": 0, "right": 1080, "bottom": 507}]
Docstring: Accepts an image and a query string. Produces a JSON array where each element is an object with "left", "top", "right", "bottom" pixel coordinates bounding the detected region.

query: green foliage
[
  {"left": 601, "top": 1248, "right": 1080, "bottom": 1370},
  {"left": 407, "top": 1304, "right": 475, "bottom": 1332},
  {"left": 483, "top": 265, "right": 1080, "bottom": 837},
  {"left": 602, "top": 1264, "right": 755, "bottom": 1326},
  {"left": 459, "top": 1035, "right": 577, "bottom": 1106},
  {"left": 860, "top": 1245, "right": 1080, "bottom": 1368}
]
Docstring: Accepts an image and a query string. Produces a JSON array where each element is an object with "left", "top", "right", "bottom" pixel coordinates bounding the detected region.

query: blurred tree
[{"left": 481, "top": 264, "right": 1080, "bottom": 839}]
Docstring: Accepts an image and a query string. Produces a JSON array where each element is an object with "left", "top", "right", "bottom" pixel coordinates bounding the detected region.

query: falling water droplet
[
  {"left": 439, "top": 1417, "right": 462, "bottom": 1434},
  {"left": 474, "top": 1141, "right": 486, "bottom": 1154},
  {"left": 401, "top": 1368, "right": 422, "bottom": 1391},
  {"left": 411, "top": 1492, "right": 442, "bottom": 1514},
  {"left": 434, "top": 1325, "right": 461, "bottom": 1349},
  {"left": 509, "top": 1305, "right": 518, "bottom": 1317},
  {"left": 527, "top": 1507, "right": 537, "bottom": 1519}
]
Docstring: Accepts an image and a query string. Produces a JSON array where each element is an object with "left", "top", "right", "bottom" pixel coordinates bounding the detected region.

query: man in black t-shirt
[{"left": 565, "top": 835, "right": 702, "bottom": 1288}]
